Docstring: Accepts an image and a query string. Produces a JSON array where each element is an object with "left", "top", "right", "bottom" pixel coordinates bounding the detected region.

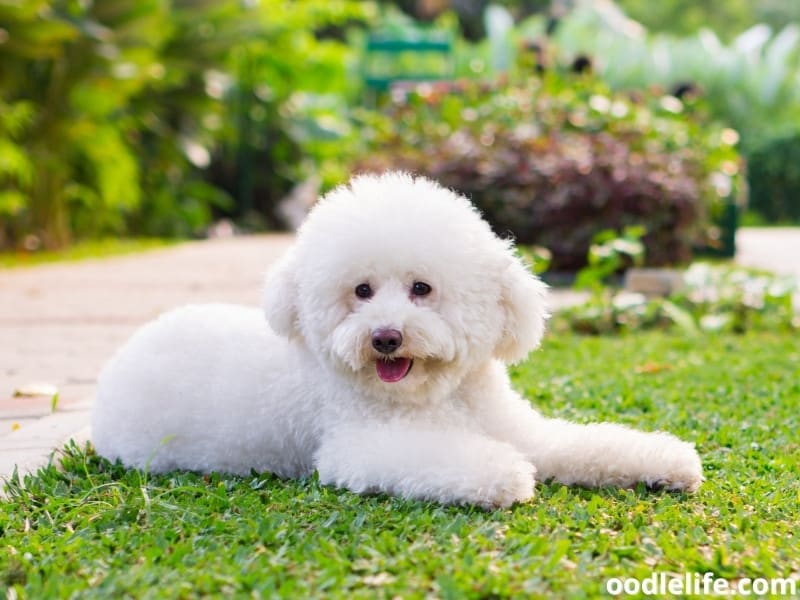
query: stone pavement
[
  {"left": 1, "top": 227, "right": 799, "bottom": 482},
  {"left": 0, "top": 234, "right": 293, "bottom": 480},
  {"left": 733, "top": 227, "right": 800, "bottom": 277}
]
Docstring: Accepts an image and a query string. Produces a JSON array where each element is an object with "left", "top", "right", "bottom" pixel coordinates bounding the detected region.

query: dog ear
[
  {"left": 494, "top": 255, "right": 550, "bottom": 364},
  {"left": 263, "top": 250, "right": 300, "bottom": 338}
]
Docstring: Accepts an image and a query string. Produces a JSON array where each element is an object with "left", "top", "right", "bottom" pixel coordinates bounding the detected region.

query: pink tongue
[{"left": 376, "top": 358, "right": 412, "bottom": 382}]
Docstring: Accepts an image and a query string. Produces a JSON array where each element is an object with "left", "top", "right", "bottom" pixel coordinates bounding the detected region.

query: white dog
[{"left": 92, "top": 172, "right": 702, "bottom": 507}]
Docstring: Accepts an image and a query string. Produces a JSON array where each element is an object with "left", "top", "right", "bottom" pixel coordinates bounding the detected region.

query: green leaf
[
  {"left": 0, "top": 190, "right": 28, "bottom": 216},
  {"left": 660, "top": 300, "right": 699, "bottom": 334},
  {"left": 0, "top": 139, "right": 34, "bottom": 185}
]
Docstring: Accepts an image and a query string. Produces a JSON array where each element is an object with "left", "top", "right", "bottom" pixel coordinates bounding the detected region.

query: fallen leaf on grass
[{"left": 634, "top": 362, "right": 672, "bottom": 374}]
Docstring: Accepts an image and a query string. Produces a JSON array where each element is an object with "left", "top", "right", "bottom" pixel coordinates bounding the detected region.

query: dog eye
[
  {"left": 411, "top": 281, "right": 432, "bottom": 296},
  {"left": 355, "top": 283, "right": 373, "bottom": 299}
]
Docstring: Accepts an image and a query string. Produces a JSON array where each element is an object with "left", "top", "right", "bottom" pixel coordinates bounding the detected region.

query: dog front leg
[
  {"left": 484, "top": 396, "right": 703, "bottom": 492},
  {"left": 314, "top": 422, "right": 536, "bottom": 508}
]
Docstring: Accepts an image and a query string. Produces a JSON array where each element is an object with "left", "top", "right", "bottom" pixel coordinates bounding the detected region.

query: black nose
[{"left": 372, "top": 328, "right": 403, "bottom": 355}]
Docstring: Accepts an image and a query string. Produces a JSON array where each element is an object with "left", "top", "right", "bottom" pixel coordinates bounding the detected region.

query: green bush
[
  {"left": 515, "top": 5, "right": 800, "bottom": 226},
  {"left": 545, "top": 5, "right": 800, "bottom": 153},
  {"left": 0, "top": 100, "right": 33, "bottom": 247},
  {"left": 615, "top": 0, "right": 800, "bottom": 42},
  {"left": 0, "top": 0, "right": 157, "bottom": 248},
  {"left": 0, "top": 0, "right": 372, "bottom": 249},
  {"left": 747, "top": 133, "right": 800, "bottom": 223},
  {"left": 555, "top": 262, "right": 799, "bottom": 335},
  {"left": 354, "top": 75, "right": 742, "bottom": 269}
]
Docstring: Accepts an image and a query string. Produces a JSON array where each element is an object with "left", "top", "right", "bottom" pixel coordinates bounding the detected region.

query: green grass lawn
[
  {"left": 2, "top": 332, "right": 799, "bottom": 598},
  {"left": 0, "top": 238, "right": 175, "bottom": 270}
]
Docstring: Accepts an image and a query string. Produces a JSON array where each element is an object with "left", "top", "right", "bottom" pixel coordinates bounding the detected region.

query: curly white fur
[{"left": 92, "top": 172, "right": 703, "bottom": 507}]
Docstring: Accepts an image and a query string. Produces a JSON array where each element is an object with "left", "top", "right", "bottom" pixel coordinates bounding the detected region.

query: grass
[
  {"left": 0, "top": 238, "right": 176, "bottom": 269},
  {"left": 2, "top": 332, "right": 799, "bottom": 598},
  {"left": 739, "top": 210, "right": 800, "bottom": 228}
]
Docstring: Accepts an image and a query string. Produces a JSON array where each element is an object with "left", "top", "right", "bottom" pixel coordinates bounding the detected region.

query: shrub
[
  {"left": 547, "top": 6, "right": 800, "bottom": 153},
  {"left": 514, "top": 5, "right": 800, "bottom": 226},
  {"left": 554, "top": 262, "right": 799, "bottom": 335},
  {"left": 0, "top": 0, "right": 372, "bottom": 249},
  {"left": 747, "top": 133, "right": 800, "bottom": 223},
  {"left": 353, "top": 75, "right": 742, "bottom": 269}
]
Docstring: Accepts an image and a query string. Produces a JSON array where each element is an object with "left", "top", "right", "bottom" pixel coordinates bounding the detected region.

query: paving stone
[
  {"left": 1, "top": 234, "right": 294, "bottom": 479},
  {"left": 0, "top": 418, "right": 37, "bottom": 435},
  {"left": 0, "top": 395, "right": 58, "bottom": 420},
  {"left": 735, "top": 228, "right": 800, "bottom": 277},
  {"left": 0, "top": 410, "right": 90, "bottom": 451}
]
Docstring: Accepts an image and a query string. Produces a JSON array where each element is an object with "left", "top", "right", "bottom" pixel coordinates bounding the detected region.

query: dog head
[{"left": 264, "top": 172, "right": 549, "bottom": 403}]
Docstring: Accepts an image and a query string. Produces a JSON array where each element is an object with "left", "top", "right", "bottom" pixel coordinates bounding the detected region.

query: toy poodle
[{"left": 92, "top": 172, "right": 702, "bottom": 507}]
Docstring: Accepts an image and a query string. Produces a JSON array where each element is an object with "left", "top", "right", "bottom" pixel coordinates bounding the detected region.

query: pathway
[
  {"left": 733, "top": 227, "right": 800, "bottom": 277},
  {"left": 0, "top": 235, "right": 293, "bottom": 479}
]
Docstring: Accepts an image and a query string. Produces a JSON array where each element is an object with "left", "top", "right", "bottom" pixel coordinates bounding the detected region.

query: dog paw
[
  {"left": 475, "top": 459, "right": 537, "bottom": 509},
  {"left": 644, "top": 439, "right": 704, "bottom": 493}
]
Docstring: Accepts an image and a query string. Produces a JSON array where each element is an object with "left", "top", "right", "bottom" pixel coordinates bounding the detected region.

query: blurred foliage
[
  {"left": 747, "top": 133, "right": 800, "bottom": 223},
  {"left": 514, "top": 2, "right": 800, "bottom": 224},
  {"left": 354, "top": 74, "right": 743, "bottom": 269},
  {"left": 381, "top": 0, "right": 557, "bottom": 41},
  {"left": 0, "top": 237, "right": 174, "bottom": 269},
  {"left": 0, "top": 0, "right": 373, "bottom": 249},
  {"left": 379, "top": 0, "right": 490, "bottom": 41},
  {"left": 573, "top": 226, "right": 645, "bottom": 292},
  {"left": 555, "top": 262, "right": 800, "bottom": 335},
  {"left": 515, "top": 244, "right": 552, "bottom": 275},
  {"left": 0, "top": 0, "right": 157, "bottom": 248},
  {"left": 4, "top": 0, "right": 795, "bottom": 248},
  {"left": 544, "top": 4, "right": 800, "bottom": 153},
  {"left": 0, "top": 99, "right": 34, "bottom": 248},
  {"left": 615, "top": 0, "right": 800, "bottom": 42}
]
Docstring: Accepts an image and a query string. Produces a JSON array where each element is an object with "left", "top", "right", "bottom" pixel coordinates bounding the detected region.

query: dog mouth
[{"left": 375, "top": 357, "right": 413, "bottom": 382}]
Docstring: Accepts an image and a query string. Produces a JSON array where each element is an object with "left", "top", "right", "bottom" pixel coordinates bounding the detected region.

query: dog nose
[{"left": 372, "top": 328, "right": 403, "bottom": 355}]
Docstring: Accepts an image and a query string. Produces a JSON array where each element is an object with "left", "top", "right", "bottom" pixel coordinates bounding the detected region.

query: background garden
[
  {"left": 2, "top": 0, "right": 800, "bottom": 256},
  {"left": 2, "top": 0, "right": 800, "bottom": 597}
]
